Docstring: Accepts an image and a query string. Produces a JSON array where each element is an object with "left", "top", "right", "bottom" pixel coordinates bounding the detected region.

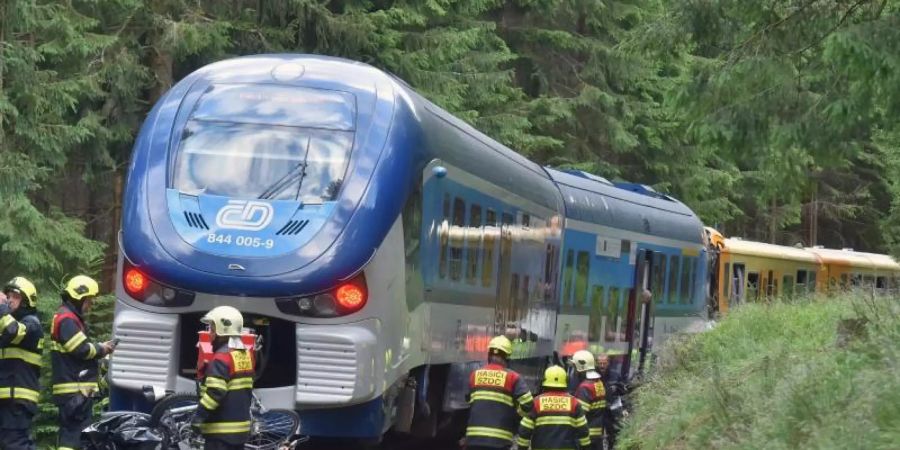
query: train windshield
[
  {"left": 173, "top": 122, "right": 353, "bottom": 202},
  {"left": 172, "top": 83, "right": 356, "bottom": 202}
]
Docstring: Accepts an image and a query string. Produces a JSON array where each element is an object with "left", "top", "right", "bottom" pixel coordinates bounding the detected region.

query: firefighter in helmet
[
  {"left": 464, "top": 335, "right": 533, "bottom": 450},
  {"left": 51, "top": 275, "right": 117, "bottom": 450},
  {"left": 193, "top": 306, "right": 255, "bottom": 450},
  {"left": 516, "top": 365, "right": 590, "bottom": 450},
  {"left": 0, "top": 277, "right": 42, "bottom": 450},
  {"left": 571, "top": 350, "right": 606, "bottom": 449}
]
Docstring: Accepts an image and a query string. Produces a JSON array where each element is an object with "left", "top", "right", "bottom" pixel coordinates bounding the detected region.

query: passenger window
[
  {"left": 783, "top": 275, "right": 794, "bottom": 296},
  {"left": 439, "top": 194, "right": 450, "bottom": 279},
  {"left": 589, "top": 285, "right": 605, "bottom": 342},
  {"left": 680, "top": 257, "right": 692, "bottom": 304},
  {"left": 449, "top": 197, "right": 465, "bottom": 281},
  {"left": 466, "top": 204, "right": 482, "bottom": 284},
  {"left": 668, "top": 255, "right": 680, "bottom": 304},
  {"left": 575, "top": 251, "right": 590, "bottom": 307},
  {"left": 562, "top": 250, "right": 575, "bottom": 305},
  {"left": 486, "top": 208, "right": 497, "bottom": 227},
  {"left": 766, "top": 270, "right": 775, "bottom": 297},
  {"left": 808, "top": 271, "right": 817, "bottom": 292},
  {"left": 796, "top": 270, "right": 807, "bottom": 293},
  {"left": 653, "top": 253, "right": 666, "bottom": 304},
  {"left": 605, "top": 287, "right": 621, "bottom": 342},
  {"left": 502, "top": 212, "right": 514, "bottom": 226},
  {"left": 747, "top": 272, "right": 760, "bottom": 301},
  {"left": 522, "top": 214, "right": 531, "bottom": 227}
]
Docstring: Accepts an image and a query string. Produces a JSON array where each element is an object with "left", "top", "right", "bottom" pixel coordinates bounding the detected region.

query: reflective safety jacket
[
  {"left": 465, "top": 363, "right": 534, "bottom": 447},
  {"left": 50, "top": 304, "right": 108, "bottom": 401},
  {"left": 516, "top": 391, "right": 590, "bottom": 450},
  {"left": 574, "top": 379, "right": 606, "bottom": 442},
  {"left": 0, "top": 304, "right": 43, "bottom": 413},
  {"left": 196, "top": 343, "right": 255, "bottom": 445}
]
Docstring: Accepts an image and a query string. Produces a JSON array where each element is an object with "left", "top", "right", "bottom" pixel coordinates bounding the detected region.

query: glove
[{"left": 191, "top": 413, "right": 204, "bottom": 433}]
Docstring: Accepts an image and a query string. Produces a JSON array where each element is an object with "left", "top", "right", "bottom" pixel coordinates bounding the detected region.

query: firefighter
[
  {"left": 192, "top": 306, "right": 255, "bottom": 450},
  {"left": 571, "top": 350, "right": 606, "bottom": 449},
  {"left": 464, "top": 335, "right": 533, "bottom": 450},
  {"left": 0, "top": 277, "right": 42, "bottom": 450},
  {"left": 516, "top": 366, "right": 590, "bottom": 450},
  {"left": 50, "top": 275, "right": 117, "bottom": 450}
]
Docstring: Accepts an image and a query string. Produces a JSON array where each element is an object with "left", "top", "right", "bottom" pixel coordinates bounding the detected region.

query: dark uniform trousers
[
  {"left": 0, "top": 306, "right": 43, "bottom": 450},
  {"left": 197, "top": 344, "right": 255, "bottom": 449},
  {"left": 574, "top": 379, "right": 607, "bottom": 450},
  {"left": 50, "top": 304, "right": 109, "bottom": 450},
  {"left": 516, "top": 391, "right": 590, "bottom": 450},
  {"left": 465, "top": 363, "right": 534, "bottom": 449}
]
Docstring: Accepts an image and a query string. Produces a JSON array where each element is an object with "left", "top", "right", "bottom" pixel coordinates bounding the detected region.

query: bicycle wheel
[
  {"left": 245, "top": 409, "right": 301, "bottom": 450},
  {"left": 149, "top": 393, "right": 203, "bottom": 449}
]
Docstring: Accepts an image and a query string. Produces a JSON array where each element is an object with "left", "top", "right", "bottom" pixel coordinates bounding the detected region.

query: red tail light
[
  {"left": 335, "top": 283, "right": 366, "bottom": 312},
  {"left": 124, "top": 267, "right": 147, "bottom": 298}
]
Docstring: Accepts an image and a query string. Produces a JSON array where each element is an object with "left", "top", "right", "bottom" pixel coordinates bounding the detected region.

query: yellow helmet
[
  {"left": 4, "top": 277, "right": 37, "bottom": 308},
  {"left": 201, "top": 306, "right": 244, "bottom": 337},
  {"left": 64, "top": 275, "right": 100, "bottom": 301},
  {"left": 488, "top": 335, "right": 513, "bottom": 356},
  {"left": 542, "top": 365, "right": 568, "bottom": 389}
]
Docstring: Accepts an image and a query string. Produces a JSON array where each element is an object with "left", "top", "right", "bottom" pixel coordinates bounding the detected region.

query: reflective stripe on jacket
[
  {"left": 574, "top": 379, "right": 606, "bottom": 440},
  {"left": 50, "top": 304, "right": 107, "bottom": 402},
  {"left": 0, "top": 306, "right": 43, "bottom": 410}
]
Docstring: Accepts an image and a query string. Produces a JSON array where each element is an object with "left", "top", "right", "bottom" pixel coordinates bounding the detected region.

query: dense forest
[{"left": 2, "top": 0, "right": 900, "bottom": 289}]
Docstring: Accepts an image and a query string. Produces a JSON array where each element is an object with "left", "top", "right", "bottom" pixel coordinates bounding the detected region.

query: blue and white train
[{"left": 109, "top": 54, "right": 708, "bottom": 439}]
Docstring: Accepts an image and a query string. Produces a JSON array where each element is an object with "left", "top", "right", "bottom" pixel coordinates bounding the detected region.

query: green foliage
[{"left": 620, "top": 295, "right": 900, "bottom": 449}]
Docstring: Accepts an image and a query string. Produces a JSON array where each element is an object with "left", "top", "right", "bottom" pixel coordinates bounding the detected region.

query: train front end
[{"left": 111, "top": 55, "right": 419, "bottom": 438}]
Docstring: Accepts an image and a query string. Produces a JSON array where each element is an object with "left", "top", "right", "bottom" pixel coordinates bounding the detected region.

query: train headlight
[
  {"left": 336, "top": 283, "right": 366, "bottom": 313},
  {"left": 121, "top": 260, "right": 195, "bottom": 306},
  {"left": 276, "top": 273, "right": 368, "bottom": 317},
  {"left": 312, "top": 294, "right": 338, "bottom": 316},
  {"left": 124, "top": 267, "right": 148, "bottom": 298}
]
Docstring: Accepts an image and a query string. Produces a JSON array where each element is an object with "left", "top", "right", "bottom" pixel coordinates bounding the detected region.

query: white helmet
[
  {"left": 571, "top": 350, "right": 601, "bottom": 380},
  {"left": 201, "top": 306, "right": 244, "bottom": 337}
]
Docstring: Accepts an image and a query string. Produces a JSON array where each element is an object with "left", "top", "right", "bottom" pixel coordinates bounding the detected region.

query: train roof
[
  {"left": 723, "top": 238, "right": 820, "bottom": 264},
  {"left": 545, "top": 167, "right": 703, "bottom": 244},
  {"left": 805, "top": 247, "right": 900, "bottom": 271}
]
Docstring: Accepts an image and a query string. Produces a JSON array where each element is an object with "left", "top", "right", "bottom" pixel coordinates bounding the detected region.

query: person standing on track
[
  {"left": 463, "top": 335, "right": 533, "bottom": 450},
  {"left": 192, "top": 306, "right": 255, "bottom": 450},
  {"left": 0, "top": 277, "right": 42, "bottom": 450},
  {"left": 516, "top": 365, "right": 590, "bottom": 450},
  {"left": 51, "top": 275, "right": 117, "bottom": 450},
  {"left": 570, "top": 350, "right": 606, "bottom": 449}
]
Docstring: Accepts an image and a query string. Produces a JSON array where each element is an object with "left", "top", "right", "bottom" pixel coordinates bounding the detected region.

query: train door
[{"left": 622, "top": 249, "right": 654, "bottom": 378}]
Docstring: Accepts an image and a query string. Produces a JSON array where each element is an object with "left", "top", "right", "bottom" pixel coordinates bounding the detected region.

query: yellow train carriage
[
  {"left": 715, "top": 237, "right": 825, "bottom": 313},
  {"left": 805, "top": 247, "right": 900, "bottom": 292}
]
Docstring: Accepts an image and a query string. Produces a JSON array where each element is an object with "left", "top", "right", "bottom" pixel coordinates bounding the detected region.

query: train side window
[
  {"left": 439, "top": 194, "right": 450, "bottom": 279},
  {"left": 486, "top": 208, "right": 497, "bottom": 227},
  {"left": 668, "top": 255, "right": 680, "bottom": 304},
  {"left": 522, "top": 213, "right": 531, "bottom": 227},
  {"left": 589, "top": 285, "right": 605, "bottom": 342},
  {"left": 605, "top": 287, "right": 621, "bottom": 342},
  {"left": 732, "top": 264, "right": 745, "bottom": 303},
  {"left": 502, "top": 212, "right": 514, "bottom": 226},
  {"left": 450, "top": 197, "right": 465, "bottom": 281},
  {"left": 783, "top": 275, "right": 794, "bottom": 297},
  {"left": 766, "top": 270, "right": 775, "bottom": 298},
  {"left": 840, "top": 273, "right": 849, "bottom": 288},
  {"left": 575, "top": 251, "right": 590, "bottom": 308},
  {"left": 796, "top": 270, "right": 807, "bottom": 293},
  {"left": 747, "top": 272, "right": 760, "bottom": 301},
  {"left": 466, "top": 204, "right": 482, "bottom": 284},
  {"left": 653, "top": 253, "right": 666, "bottom": 304},
  {"left": 808, "top": 271, "right": 816, "bottom": 292},
  {"left": 876, "top": 276, "right": 886, "bottom": 290},
  {"left": 562, "top": 250, "right": 575, "bottom": 305},
  {"left": 680, "top": 256, "right": 692, "bottom": 304}
]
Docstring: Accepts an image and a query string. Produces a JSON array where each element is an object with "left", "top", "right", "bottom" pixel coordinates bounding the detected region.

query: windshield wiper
[{"left": 257, "top": 161, "right": 307, "bottom": 200}]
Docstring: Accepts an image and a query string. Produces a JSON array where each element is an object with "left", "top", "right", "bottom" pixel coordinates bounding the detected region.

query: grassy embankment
[{"left": 620, "top": 293, "right": 900, "bottom": 450}]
